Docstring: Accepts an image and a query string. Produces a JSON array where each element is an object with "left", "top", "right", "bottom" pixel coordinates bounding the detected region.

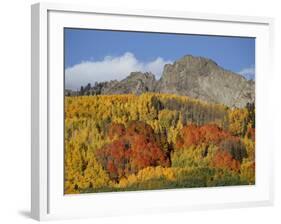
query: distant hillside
[{"left": 66, "top": 55, "right": 255, "bottom": 108}]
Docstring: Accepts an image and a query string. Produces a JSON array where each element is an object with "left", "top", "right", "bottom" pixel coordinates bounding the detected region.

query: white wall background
[{"left": 0, "top": 0, "right": 280, "bottom": 223}]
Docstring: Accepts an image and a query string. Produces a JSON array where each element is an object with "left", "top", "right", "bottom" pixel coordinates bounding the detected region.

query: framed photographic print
[{"left": 31, "top": 2, "right": 274, "bottom": 221}]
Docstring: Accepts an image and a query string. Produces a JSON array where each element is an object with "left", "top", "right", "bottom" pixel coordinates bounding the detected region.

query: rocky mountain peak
[
  {"left": 177, "top": 55, "right": 218, "bottom": 67},
  {"left": 101, "top": 71, "right": 157, "bottom": 95},
  {"left": 69, "top": 55, "right": 255, "bottom": 108},
  {"left": 126, "top": 71, "right": 156, "bottom": 81},
  {"left": 157, "top": 55, "right": 254, "bottom": 107}
]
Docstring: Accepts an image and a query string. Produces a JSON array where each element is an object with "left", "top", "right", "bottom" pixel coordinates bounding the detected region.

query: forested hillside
[{"left": 64, "top": 93, "right": 255, "bottom": 194}]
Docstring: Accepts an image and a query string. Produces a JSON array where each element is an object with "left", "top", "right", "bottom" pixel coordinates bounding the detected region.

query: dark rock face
[{"left": 69, "top": 55, "right": 255, "bottom": 108}]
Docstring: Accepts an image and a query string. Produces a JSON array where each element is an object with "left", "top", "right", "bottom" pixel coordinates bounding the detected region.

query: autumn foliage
[
  {"left": 95, "top": 121, "right": 170, "bottom": 181},
  {"left": 212, "top": 150, "right": 241, "bottom": 171},
  {"left": 175, "top": 124, "right": 231, "bottom": 149},
  {"left": 64, "top": 93, "right": 255, "bottom": 194}
]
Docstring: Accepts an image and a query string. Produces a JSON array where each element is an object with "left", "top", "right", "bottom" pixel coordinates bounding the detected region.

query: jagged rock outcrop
[
  {"left": 91, "top": 80, "right": 119, "bottom": 95},
  {"left": 68, "top": 55, "right": 255, "bottom": 108},
  {"left": 103, "top": 72, "right": 157, "bottom": 95}
]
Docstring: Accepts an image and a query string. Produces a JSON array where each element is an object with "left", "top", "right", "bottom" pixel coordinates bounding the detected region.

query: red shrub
[
  {"left": 212, "top": 150, "right": 240, "bottom": 171},
  {"left": 176, "top": 124, "right": 231, "bottom": 149},
  {"left": 95, "top": 121, "right": 170, "bottom": 181},
  {"left": 108, "top": 123, "right": 126, "bottom": 140}
]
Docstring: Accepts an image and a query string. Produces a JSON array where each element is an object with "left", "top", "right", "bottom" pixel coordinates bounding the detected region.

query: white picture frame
[{"left": 31, "top": 2, "right": 274, "bottom": 221}]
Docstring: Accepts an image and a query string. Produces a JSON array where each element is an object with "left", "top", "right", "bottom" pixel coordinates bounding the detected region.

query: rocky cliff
[
  {"left": 70, "top": 55, "right": 255, "bottom": 108},
  {"left": 155, "top": 55, "right": 255, "bottom": 108}
]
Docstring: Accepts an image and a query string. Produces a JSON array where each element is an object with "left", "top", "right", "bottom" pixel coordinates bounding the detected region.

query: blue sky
[{"left": 65, "top": 28, "right": 255, "bottom": 90}]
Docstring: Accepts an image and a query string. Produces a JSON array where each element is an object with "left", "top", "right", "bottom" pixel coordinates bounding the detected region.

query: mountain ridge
[{"left": 66, "top": 55, "right": 255, "bottom": 108}]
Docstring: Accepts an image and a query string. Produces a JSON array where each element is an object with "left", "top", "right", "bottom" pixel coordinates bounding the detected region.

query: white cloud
[
  {"left": 65, "top": 52, "right": 172, "bottom": 90},
  {"left": 237, "top": 65, "right": 255, "bottom": 80}
]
